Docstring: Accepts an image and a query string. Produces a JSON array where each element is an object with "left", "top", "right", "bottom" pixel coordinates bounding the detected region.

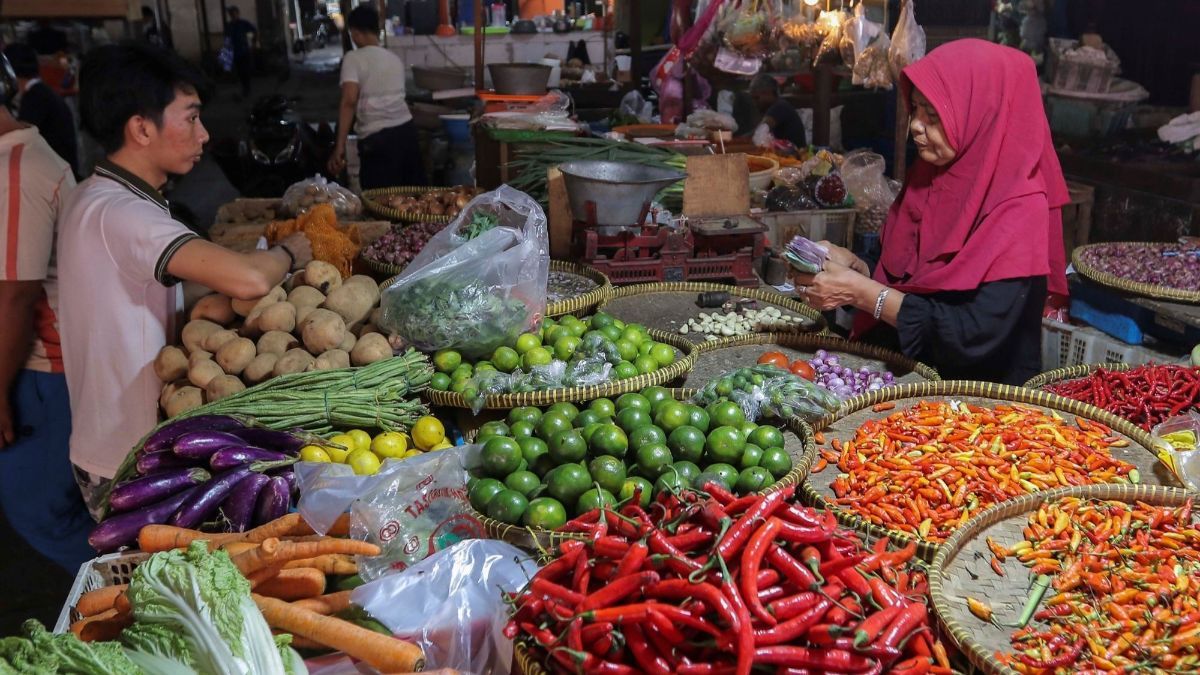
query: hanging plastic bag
[
  {"left": 853, "top": 30, "right": 894, "bottom": 89},
  {"left": 813, "top": 10, "right": 848, "bottom": 66},
  {"left": 379, "top": 186, "right": 549, "bottom": 358},
  {"left": 619, "top": 90, "right": 654, "bottom": 124},
  {"left": 839, "top": 149, "right": 898, "bottom": 233},
  {"left": 352, "top": 539, "right": 540, "bottom": 674},
  {"left": 889, "top": 0, "right": 926, "bottom": 78}
]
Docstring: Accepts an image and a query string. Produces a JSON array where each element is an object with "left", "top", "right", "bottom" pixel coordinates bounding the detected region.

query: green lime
[
  {"left": 536, "top": 412, "right": 573, "bottom": 441},
  {"left": 481, "top": 437, "right": 523, "bottom": 478},
  {"left": 548, "top": 429, "right": 587, "bottom": 464},
  {"left": 433, "top": 349, "right": 462, "bottom": 374},
  {"left": 451, "top": 363, "right": 474, "bottom": 380},
  {"left": 475, "top": 361, "right": 496, "bottom": 373},
  {"left": 553, "top": 336, "right": 582, "bottom": 361},
  {"left": 616, "top": 407, "right": 653, "bottom": 434},
  {"left": 588, "top": 398, "right": 616, "bottom": 418},
  {"left": 694, "top": 471, "right": 731, "bottom": 492},
  {"left": 614, "top": 361, "right": 639, "bottom": 380},
  {"left": 671, "top": 460, "right": 701, "bottom": 485},
  {"left": 521, "top": 347, "right": 554, "bottom": 370},
  {"left": 638, "top": 341, "right": 654, "bottom": 357},
  {"left": 759, "top": 447, "right": 793, "bottom": 479},
  {"left": 686, "top": 405, "right": 711, "bottom": 433},
  {"left": 590, "top": 312, "right": 616, "bottom": 330},
  {"left": 667, "top": 425, "right": 706, "bottom": 464},
  {"left": 620, "top": 326, "right": 645, "bottom": 346},
  {"left": 636, "top": 443, "right": 674, "bottom": 479},
  {"left": 747, "top": 424, "right": 785, "bottom": 450},
  {"left": 468, "top": 478, "right": 506, "bottom": 512},
  {"left": 523, "top": 497, "right": 568, "bottom": 529},
  {"left": 740, "top": 444, "right": 764, "bottom": 470},
  {"left": 612, "top": 319, "right": 627, "bottom": 331},
  {"left": 492, "top": 346, "right": 521, "bottom": 373},
  {"left": 547, "top": 402, "right": 580, "bottom": 423},
  {"left": 705, "top": 463, "right": 740, "bottom": 488},
  {"left": 654, "top": 401, "right": 691, "bottom": 433},
  {"left": 579, "top": 423, "right": 604, "bottom": 444},
  {"left": 735, "top": 467, "right": 773, "bottom": 495},
  {"left": 589, "top": 423, "right": 629, "bottom": 458},
  {"left": 509, "top": 420, "right": 536, "bottom": 439},
  {"left": 476, "top": 421, "right": 511, "bottom": 444},
  {"left": 562, "top": 318, "right": 587, "bottom": 338},
  {"left": 546, "top": 463, "right": 591, "bottom": 507},
  {"left": 620, "top": 477, "right": 653, "bottom": 507},
  {"left": 574, "top": 409, "right": 605, "bottom": 429},
  {"left": 504, "top": 471, "right": 542, "bottom": 497},
  {"left": 450, "top": 377, "right": 471, "bottom": 394},
  {"left": 514, "top": 333, "right": 543, "bottom": 355},
  {"left": 614, "top": 339, "right": 638, "bottom": 362},
  {"left": 629, "top": 425, "right": 667, "bottom": 451},
  {"left": 616, "top": 393, "right": 651, "bottom": 412},
  {"left": 518, "top": 437, "right": 549, "bottom": 469},
  {"left": 654, "top": 471, "right": 687, "bottom": 496},
  {"left": 588, "top": 456, "right": 628, "bottom": 494},
  {"left": 707, "top": 401, "right": 746, "bottom": 428},
  {"left": 634, "top": 355, "right": 659, "bottom": 375},
  {"left": 577, "top": 487, "right": 617, "bottom": 514},
  {"left": 705, "top": 426, "right": 746, "bottom": 465},
  {"left": 649, "top": 343, "right": 676, "bottom": 367},
  {"left": 740, "top": 421, "right": 759, "bottom": 440},
  {"left": 542, "top": 325, "right": 565, "bottom": 346},
  {"left": 715, "top": 379, "right": 734, "bottom": 397},
  {"left": 597, "top": 325, "right": 621, "bottom": 343},
  {"left": 486, "top": 489, "right": 528, "bottom": 524},
  {"left": 641, "top": 387, "right": 671, "bottom": 415},
  {"left": 430, "top": 373, "right": 452, "bottom": 390}
]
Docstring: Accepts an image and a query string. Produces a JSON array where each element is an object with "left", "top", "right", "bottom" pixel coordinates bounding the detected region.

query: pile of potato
[
  {"left": 379, "top": 186, "right": 480, "bottom": 218},
  {"left": 154, "top": 260, "right": 393, "bottom": 417}
]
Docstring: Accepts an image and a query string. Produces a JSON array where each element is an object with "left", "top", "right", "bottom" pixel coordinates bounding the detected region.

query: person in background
[
  {"left": 748, "top": 73, "right": 807, "bottom": 149},
  {"left": 224, "top": 6, "right": 257, "bottom": 99},
  {"left": 57, "top": 43, "right": 311, "bottom": 517},
  {"left": 3, "top": 43, "right": 79, "bottom": 176},
  {"left": 0, "top": 52, "right": 93, "bottom": 571},
  {"left": 27, "top": 22, "right": 68, "bottom": 56},
  {"left": 327, "top": 5, "right": 425, "bottom": 189},
  {"left": 142, "top": 5, "right": 174, "bottom": 50}
]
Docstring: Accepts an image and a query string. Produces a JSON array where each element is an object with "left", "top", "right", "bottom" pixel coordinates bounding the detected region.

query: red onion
[{"left": 1078, "top": 242, "right": 1199, "bottom": 291}]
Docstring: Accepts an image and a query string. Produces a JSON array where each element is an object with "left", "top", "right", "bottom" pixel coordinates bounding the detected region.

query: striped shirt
[{"left": 0, "top": 127, "right": 74, "bottom": 373}]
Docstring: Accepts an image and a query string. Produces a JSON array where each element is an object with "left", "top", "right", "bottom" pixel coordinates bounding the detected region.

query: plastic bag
[
  {"left": 379, "top": 186, "right": 549, "bottom": 358},
  {"left": 295, "top": 459, "right": 411, "bottom": 535},
  {"left": 813, "top": 10, "right": 848, "bottom": 66},
  {"left": 619, "top": 90, "right": 654, "bottom": 124},
  {"left": 889, "top": 0, "right": 926, "bottom": 78},
  {"left": 687, "top": 109, "right": 738, "bottom": 132},
  {"left": 352, "top": 539, "right": 540, "bottom": 674},
  {"left": 460, "top": 349, "right": 614, "bottom": 413},
  {"left": 752, "top": 122, "right": 775, "bottom": 149},
  {"left": 690, "top": 365, "right": 839, "bottom": 422},
  {"left": 1152, "top": 410, "right": 1200, "bottom": 490},
  {"left": 852, "top": 30, "right": 893, "bottom": 90},
  {"left": 349, "top": 446, "right": 487, "bottom": 580},
  {"left": 281, "top": 175, "right": 363, "bottom": 218},
  {"left": 720, "top": 0, "right": 771, "bottom": 58},
  {"left": 840, "top": 149, "right": 898, "bottom": 233}
]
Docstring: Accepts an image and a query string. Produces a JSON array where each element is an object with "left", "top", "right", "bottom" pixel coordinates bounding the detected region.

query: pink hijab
[{"left": 855, "top": 40, "right": 1068, "bottom": 335}]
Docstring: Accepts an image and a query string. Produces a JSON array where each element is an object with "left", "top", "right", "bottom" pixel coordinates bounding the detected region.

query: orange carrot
[
  {"left": 221, "top": 541, "right": 260, "bottom": 556},
  {"left": 230, "top": 537, "right": 380, "bottom": 576},
  {"left": 256, "top": 568, "right": 327, "bottom": 601},
  {"left": 137, "top": 524, "right": 242, "bottom": 552},
  {"left": 71, "top": 608, "right": 132, "bottom": 642},
  {"left": 76, "top": 584, "right": 126, "bottom": 617},
  {"left": 286, "top": 512, "right": 351, "bottom": 538},
  {"left": 254, "top": 593, "right": 425, "bottom": 673},
  {"left": 244, "top": 513, "right": 307, "bottom": 542},
  {"left": 284, "top": 554, "right": 357, "bottom": 575},
  {"left": 114, "top": 591, "right": 131, "bottom": 615},
  {"left": 292, "top": 590, "right": 354, "bottom": 616}
]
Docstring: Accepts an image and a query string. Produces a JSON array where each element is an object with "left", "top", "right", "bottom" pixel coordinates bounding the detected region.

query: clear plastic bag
[
  {"left": 1152, "top": 410, "right": 1200, "bottom": 490},
  {"left": 379, "top": 186, "right": 549, "bottom": 358},
  {"left": 461, "top": 350, "right": 614, "bottom": 413},
  {"left": 720, "top": 0, "right": 771, "bottom": 58},
  {"left": 687, "top": 109, "right": 738, "bottom": 132},
  {"left": 619, "top": 90, "right": 654, "bottom": 123},
  {"left": 853, "top": 31, "right": 894, "bottom": 90},
  {"left": 889, "top": 0, "right": 926, "bottom": 78},
  {"left": 813, "top": 10, "right": 848, "bottom": 66},
  {"left": 840, "top": 149, "right": 898, "bottom": 233},
  {"left": 690, "top": 365, "right": 839, "bottom": 422},
  {"left": 281, "top": 175, "right": 363, "bottom": 218},
  {"left": 352, "top": 539, "right": 540, "bottom": 674},
  {"left": 295, "top": 459, "right": 411, "bottom": 535}
]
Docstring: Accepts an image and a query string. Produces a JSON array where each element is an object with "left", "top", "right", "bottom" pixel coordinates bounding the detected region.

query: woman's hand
[
  {"left": 819, "top": 240, "right": 870, "bottom": 277},
  {"left": 793, "top": 260, "right": 873, "bottom": 311}
]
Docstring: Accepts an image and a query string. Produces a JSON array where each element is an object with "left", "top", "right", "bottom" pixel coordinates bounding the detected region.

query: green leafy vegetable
[
  {"left": 0, "top": 620, "right": 140, "bottom": 675},
  {"left": 457, "top": 210, "right": 499, "bottom": 241}
]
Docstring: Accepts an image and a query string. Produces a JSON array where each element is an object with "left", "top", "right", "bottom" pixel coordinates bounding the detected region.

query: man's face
[{"left": 147, "top": 88, "right": 208, "bottom": 176}]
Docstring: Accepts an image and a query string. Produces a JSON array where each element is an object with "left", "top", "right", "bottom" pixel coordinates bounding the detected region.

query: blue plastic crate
[{"left": 1070, "top": 280, "right": 1200, "bottom": 348}]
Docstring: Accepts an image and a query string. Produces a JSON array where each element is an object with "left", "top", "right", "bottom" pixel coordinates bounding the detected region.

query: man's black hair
[
  {"left": 2, "top": 43, "right": 39, "bottom": 79},
  {"left": 80, "top": 42, "right": 210, "bottom": 154},
  {"left": 347, "top": 5, "right": 380, "bottom": 33},
  {"left": 227, "top": 5, "right": 240, "bottom": 17}
]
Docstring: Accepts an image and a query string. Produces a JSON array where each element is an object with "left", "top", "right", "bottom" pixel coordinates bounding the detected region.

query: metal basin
[
  {"left": 489, "top": 64, "right": 552, "bottom": 95},
  {"left": 559, "top": 161, "right": 686, "bottom": 226}
]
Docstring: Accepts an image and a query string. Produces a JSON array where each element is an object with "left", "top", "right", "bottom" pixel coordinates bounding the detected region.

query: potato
[
  {"left": 257, "top": 301, "right": 297, "bottom": 333},
  {"left": 368, "top": 307, "right": 382, "bottom": 327},
  {"left": 189, "top": 294, "right": 236, "bottom": 326},
  {"left": 288, "top": 286, "right": 325, "bottom": 308},
  {"left": 285, "top": 270, "right": 306, "bottom": 291},
  {"left": 338, "top": 331, "right": 357, "bottom": 353},
  {"left": 165, "top": 386, "right": 204, "bottom": 417},
  {"left": 296, "top": 304, "right": 318, "bottom": 327},
  {"left": 159, "top": 379, "right": 189, "bottom": 410},
  {"left": 231, "top": 297, "right": 257, "bottom": 317},
  {"left": 357, "top": 324, "right": 380, "bottom": 338},
  {"left": 181, "top": 320, "right": 222, "bottom": 353},
  {"left": 351, "top": 333, "right": 393, "bottom": 366},
  {"left": 243, "top": 353, "right": 279, "bottom": 385},
  {"left": 232, "top": 286, "right": 286, "bottom": 317},
  {"left": 188, "top": 357, "right": 224, "bottom": 389},
  {"left": 305, "top": 261, "right": 342, "bottom": 294},
  {"left": 202, "top": 329, "right": 240, "bottom": 353},
  {"left": 188, "top": 349, "right": 213, "bottom": 367},
  {"left": 274, "top": 348, "right": 316, "bottom": 376},
  {"left": 257, "top": 331, "right": 298, "bottom": 356},
  {"left": 313, "top": 349, "right": 350, "bottom": 371},
  {"left": 321, "top": 282, "right": 376, "bottom": 327},
  {"left": 153, "top": 346, "right": 188, "bottom": 382},
  {"left": 301, "top": 309, "right": 347, "bottom": 354},
  {"left": 205, "top": 374, "right": 246, "bottom": 402},
  {"left": 215, "top": 337, "right": 256, "bottom": 375}
]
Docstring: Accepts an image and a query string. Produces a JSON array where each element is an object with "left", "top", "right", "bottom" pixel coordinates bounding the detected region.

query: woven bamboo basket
[
  {"left": 424, "top": 329, "right": 696, "bottom": 410},
  {"left": 929, "top": 483, "right": 1196, "bottom": 675},
  {"left": 361, "top": 186, "right": 467, "bottom": 224},
  {"left": 545, "top": 261, "right": 613, "bottom": 318},
  {"left": 1072, "top": 242, "right": 1200, "bottom": 304},
  {"left": 472, "top": 412, "right": 815, "bottom": 551},
  {"left": 1022, "top": 361, "right": 1131, "bottom": 390},
  {"left": 800, "top": 380, "right": 1178, "bottom": 561},
  {"left": 597, "top": 282, "right": 827, "bottom": 342}
]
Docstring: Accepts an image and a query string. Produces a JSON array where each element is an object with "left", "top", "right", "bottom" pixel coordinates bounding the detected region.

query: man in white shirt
[
  {"left": 0, "top": 53, "right": 93, "bottom": 571},
  {"left": 326, "top": 5, "right": 426, "bottom": 189},
  {"left": 58, "top": 44, "right": 312, "bottom": 518}
]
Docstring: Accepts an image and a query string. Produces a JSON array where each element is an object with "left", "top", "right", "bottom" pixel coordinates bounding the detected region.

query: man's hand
[
  {"left": 0, "top": 396, "right": 14, "bottom": 448},
  {"left": 326, "top": 146, "right": 346, "bottom": 177},
  {"left": 278, "top": 232, "right": 314, "bottom": 268}
]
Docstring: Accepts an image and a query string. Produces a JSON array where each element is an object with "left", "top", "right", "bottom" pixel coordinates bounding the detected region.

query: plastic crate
[
  {"left": 1070, "top": 280, "right": 1200, "bottom": 348},
  {"left": 1041, "top": 318, "right": 1159, "bottom": 370},
  {"left": 757, "top": 209, "right": 856, "bottom": 251},
  {"left": 54, "top": 551, "right": 150, "bottom": 634}
]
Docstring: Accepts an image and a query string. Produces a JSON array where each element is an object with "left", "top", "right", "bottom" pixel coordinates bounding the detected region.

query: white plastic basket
[
  {"left": 53, "top": 551, "right": 149, "bottom": 634},
  {"left": 1040, "top": 318, "right": 1158, "bottom": 370}
]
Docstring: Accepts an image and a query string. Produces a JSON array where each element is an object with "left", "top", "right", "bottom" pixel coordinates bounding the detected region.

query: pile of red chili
[
  {"left": 1045, "top": 364, "right": 1200, "bottom": 431},
  {"left": 506, "top": 484, "right": 953, "bottom": 674},
  {"left": 990, "top": 496, "right": 1200, "bottom": 673}
]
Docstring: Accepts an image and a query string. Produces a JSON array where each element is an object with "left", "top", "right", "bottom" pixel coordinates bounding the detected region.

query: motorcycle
[
  {"left": 292, "top": 11, "right": 337, "bottom": 54},
  {"left": 211, "top": 94, "right": 335, "bottom": 198}
]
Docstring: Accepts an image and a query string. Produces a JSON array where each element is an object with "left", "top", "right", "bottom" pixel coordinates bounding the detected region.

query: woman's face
[{"left": 909, "top": 88, "right": 957, "bottom": 166}]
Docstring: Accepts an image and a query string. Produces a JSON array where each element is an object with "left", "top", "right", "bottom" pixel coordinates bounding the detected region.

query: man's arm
[
  {"left": 328, "top": 81, "right": 360, "bottom": 177},
  {"left": 0, "top": 281, "right": 42, "bottom": 447},
  {"left": 166, "top": 233, "right": 312, "bottom": 301}
]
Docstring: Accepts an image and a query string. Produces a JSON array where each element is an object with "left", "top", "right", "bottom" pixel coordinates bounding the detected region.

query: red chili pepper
[
  {"left": 647, "top": 529, "right": 704, "bottom": 575},
  {"left": 868, "top": 575, "right": 906, "bottom": 610},
  {"left": 819, "top": 552, "right": 867, "bottom": 578},
  {"left": 831, "top": 636, "right": 902, "bottom": 662},
  {"left": 767, "top": 548, "right": 821, "bottom": 590},
  {"left": 717, "top": 488, "right": 790, "bottom": 562},
  {"left": 647, "top": 607, "right": 686, "bottom": 644},
  {"left": 591, "top": 535, "right": 631, "bottom": 558},
  {"left": 804, "top": 623, "right": 846, "bottom": 646},
  {"left": 537, "top": 540, "right": 585, "bottom": 581},
  {"left": 757, "top": 584, "right": 788, "bottom": 603},
  {"left": 613, "top": 541, "right": 649, "bottom": 578},
  {"left": 877, "top": 602, "right": 927, "bottom": 650},
  {"left": 776, "top": 518, "right": 835, "bottom": 544},
  {"left": 889, "top": 656, "right": 932, "bottom": 675},
  {"left": 852, "top": 605, "right": 902, "bottom": 648},
  {"left": 754, "top": 597, "right": 834, "bottom": 646},
  {"left": 837, "top": 566, "right": 873, "bottom": 600},
  {"left": 530, "top": 577, "right": 585, "bottom": 606},
  {"left": 578, "top": 570, "right": 660, "bottom": 611},
  {"left": 625, "top": 623, "right": 672, "bottom": 675},
  {"left": 702, "top": 481, "right": 738, "bottom": 505},
  {"left": 1015, "top": 637, "right": 1085, "bottom": 668},
  {"left": 752, "top": 645, "right": 875, "bottom": 671},
  {"left": 667, "top": 529, "right": 715, "bottom": 552},
  {"left": 741, "top": 516, "right": 784, "bottom": 626},
  {"left": 645, "top": 578, "right": 740, "bottom": 631},
  {"left": 768, "top": 590, "right": 822, "bottom": 621},
  {"left": 720, "top": 571, "right": 755, "bottom": 675},
  {"left": 799, "top": 545, "right": 823, "bottom": 576}
]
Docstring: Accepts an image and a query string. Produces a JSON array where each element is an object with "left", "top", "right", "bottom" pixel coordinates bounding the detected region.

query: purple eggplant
[
  {"left": 142, "top": 415, "right": 245, "bottom": 454},
  {"left": 209, "top": 446, "right": 293, "bottom": 472},
  {"left": 270, "top": 468, "right": 298, "bottom": 496},
  {"left": 221, "top": 473, "right": 271, "bottom": 532},
  {"left": 90, "top": 486, "right": 198, "bottom": 553},
  {"left": 172, "top": 431, "right": 245, "bottom": 459},
  {"left": 169, "top": 466, "right": 254, "bottom": 529},
  {"left": 136, "top": 450, "right": 203, "bottom": 475},
  {"left": 109, "top": 467, "right": 211, "bottom": 514},
  {"left": 254, "top": 476, "right": 290, "bottom": 526},
  {"left": 230, "top": 428, "right": 307, "bottom": 455}
]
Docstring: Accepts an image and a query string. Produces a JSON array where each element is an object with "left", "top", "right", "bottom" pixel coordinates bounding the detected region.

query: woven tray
[
  {"left": 473, "top": 414, "right": 816, "bottom": 552},
  {"left": 545, "top": 261, "right": 613, "bottom": 318},
  {"left": 929, "top": 483, "right": 1195, "bottom": 675},
  {"left": 800, "top": 380, "right": 1178, "bottom": 561},
  {"left": 597, "top": 282, "right": 827, "bottom": 344},
  {"left": 679, "top": 332, "right": 940, "bottom": 391},
  {"left": 1022, "top": 361, "right": 1131, "bottom": 390},
  {"left": 424, "top": 329, "right": 697, "bottom": 410},
  {"left": 54, "top": 551, "right": 150, "bottom": 633},
  {"left": 1072, "top": 242, "right": 1200, "bottom": 305},
  {"left": 360, "top": 186, "right": 462, "bottom": 224}
]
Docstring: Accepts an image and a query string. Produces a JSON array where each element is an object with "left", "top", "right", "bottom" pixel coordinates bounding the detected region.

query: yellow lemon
[
  {"left": 403, "top": 448, "right": 423, "bottom": 459},
  {"left": 430, "top": 439, "right": 454, "bottom": 451},
  {"left": 325, "top": 434, "right": 356, "bottom": 463},
  {"left": 299, "top": 445, "right": 332, "bottom": 462},
  {"left": 346, "top": 429, "right": 373, "bottom": 453},
  {"left": 411, "top": 416, "right": 446, "bottom": 451},
  {"left": 371, "top": 431, "right": 409, "bottom": 459},
  {"left": 346, "top": 449, "right": 382, "bottom": 475}
]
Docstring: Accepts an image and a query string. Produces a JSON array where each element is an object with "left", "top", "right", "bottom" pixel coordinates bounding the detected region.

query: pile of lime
[
  {"left": 466, "top": 386, "right": 795, "bottom": 529},
  {"left": 427, "top": 312, "right": 679, "bottom": 395}
]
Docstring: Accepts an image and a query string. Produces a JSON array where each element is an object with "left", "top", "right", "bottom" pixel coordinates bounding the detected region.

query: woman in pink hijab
[{"left": 793, "top": 40, "right": 1069, "bottom": 385}]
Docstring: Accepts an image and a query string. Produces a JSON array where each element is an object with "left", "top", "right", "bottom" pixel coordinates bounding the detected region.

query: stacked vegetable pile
[
  {"left": 1045, "top": 364, "right": 1200, "bottom": 431},
  {"left": 813, "top": 401, "right": 1140, "bottom": 542},
  {"left": 1077, "top": 242, "right": 1200, "bottom": 293},
  {"left": 507, "top": 485, "right": 952, "bottom": 674},
  {"left": 980, "top": 496, "right": 1200, "bottom": 672},
  {"left": 376, "top": 185, "right": 481, "bottom": 219},
  {"left": 691, "top": 365, "right": 840, "bottom": 422},
  {"left": 757, "top": 350, "right": 897, "bottom": 399},
  {"left": 467, "top": 386, "right": 795, "bottom": 528},
  {"left": 158, "top": 261, "right": 391, "bottom": 417},
  {"left": 679, "top": 307, "right": 810, "bottom": 339},
  {"left": 359, "top": 221, "right": 444, "bottom": 270}
]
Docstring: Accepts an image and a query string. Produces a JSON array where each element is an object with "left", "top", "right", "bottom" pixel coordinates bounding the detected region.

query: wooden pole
[
  {"left": 812, "top": 64, "right": 832, "bottom": 147},
  {"left": 474, "top": 0, "right": 484, "bottom": 89},
  {"left": 893, "top": 90, "right": 908, "bottom": 182}
]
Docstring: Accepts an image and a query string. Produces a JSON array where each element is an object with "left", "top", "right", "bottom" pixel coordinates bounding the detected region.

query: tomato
[
  {"left": 757, "top": 351, "right": 790, "bottom": 369},
  {"left": 789, "top": 360, "right": 816, "bottom": 380}
]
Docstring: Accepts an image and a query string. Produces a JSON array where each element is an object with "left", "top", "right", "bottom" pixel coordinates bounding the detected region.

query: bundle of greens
[
  {"left": 382, "top": 276, "right": 532, "bottom": 358},
  {"left": 456, "top": 209, "right": 499, "bottom": 242},
  {"left": 0, "top": 620, "right": 140, "bottom": 674}
]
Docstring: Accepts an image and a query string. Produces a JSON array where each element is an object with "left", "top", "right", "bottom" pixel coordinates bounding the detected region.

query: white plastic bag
[
  {"left": 378, "top": 186, "right": 549, "bottom": 358},
  {"left": 889, "top": 0, "right": 926, "bottom": 78},
  {"left": 295, "top": 459, "right": 410, "bottom": 535},
  {"left": 281, "top": 175, "right": 363, "bottom": 218},
  {"left": 840, "top": 149, "right": 898, "bottom": 233},
  {"left": 619, "top": 90, "right": 654, "bottom": 123},
  {"left": 352, "top": 539, "right": 540, "bottom": 674}
]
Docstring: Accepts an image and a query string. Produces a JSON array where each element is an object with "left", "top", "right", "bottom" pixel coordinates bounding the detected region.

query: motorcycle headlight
[
  {"left": 275, "top": 142, "right": 297, "bottom": 164},
  {"left": 251, "top": 148, "right": 271, "bottom": 164}
]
